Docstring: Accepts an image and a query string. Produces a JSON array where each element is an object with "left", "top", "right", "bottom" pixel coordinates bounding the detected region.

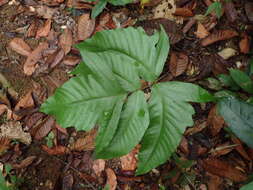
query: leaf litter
[{"left": 1, "top": 0, "right": 253, "bottom": 189}]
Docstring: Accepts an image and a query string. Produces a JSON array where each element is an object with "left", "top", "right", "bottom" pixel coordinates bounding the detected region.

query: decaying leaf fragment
[
  {"left": 153, "top": 0, "right": 177, "bottom": 21},
  {"left": 105, "top": 168, "right": 117, "bottom": 190},
  {"left": 169, "top": 51, "right": 188, "bottom": 77},
  {"left": 77, "top": 13, "right": 95, "bottom": 41},
  {"left": 0, "top": 121, "right": 31, "bottom": 145},
  {"left": 9, "top": 38, "right": 32, "bottom": 57},
  {"left": 201, "top": 30, "right": 238, "bottom": 46}
]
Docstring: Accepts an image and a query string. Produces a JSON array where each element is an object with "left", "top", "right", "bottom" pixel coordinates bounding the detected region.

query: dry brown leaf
[
  {"left": 207, "top": 106, "right": 224, "bottom": 136},
  {"left": 62, "top": 55, "right": 81, "bottom": 66},
  {"left": 12, "top": 156, "right": 36, "bottom": 169},
  {"left": 24, "top": 42, "right": 48, "bottom": 75},
  {"left": 169, "top": 51, "right": 188, "bottom": 77},
  {"left": 35, "top": 5, "right": 57, "bottom": 19},
  {"left": 24, "top": 112, "right": 45, "bottom": 129},
  {"left": 120, "top": 145, "right": 140, "bottom": 171},
  {"left": 93, "top": 159, "right": 105, "bottom": 177},
  {"left": 201, "top": 158, "right": 247, "bottom": 182},
  {"left": 179, "top": 137, "right": 189, "bottom": 155},
  {"left": 210, "top": 142, "right": 234, "bottom": 157},
  {"left": 239, "top": 33, "right": 250, "bottom": 54},
  {"left": 40, "top": 0, "right": 64, "bottom": 6},
  {"left": 36, "top": 19, "right": 52, "bottom": 38},
  {"left": 245, "top": 2, "right": 253, "bottom": 22},
  {"left": 49, "top": 49, "right": 65, "bottom": 68},
  {"left": 59, "top": 28, "right": 73, "bottom": 55},
  {"left": 231, "top": 137, "right": 251, "bottom": 161},
  {"left": 174, "top": 8, "right": 193, "bottom": 17},
  {"left": 105, "top": 168, "right": 117, "bottom": 190},
  {"left": 34, "top": 116, "right": 55, "bottom": 140},
  {"left": 9, "top": 38, "right": 32, "bottom": 57},
  {"left": 26, "top": 20, "right": 39, "bottom": 38},
  {"left": 0, "top": 121, "right": 31, "bottom": 145},
  {"left": 207, "top": 173, "right": 223, "bottom": 190},
  {"left": 13, "top": 91, "right": 34, "bottom": 120},
  {"left": 0, "top": 137, "right": 10, "bottom": 154},
  {"left": 42, "top": 145, "right": 69, "bottom": 155},
  {"left": 201, "top": 30, "right": 238, "bottom": 46},
  {"left": 0, "top": 104, "right": 8, "bottom": 116},
  {"left": 67, "top": 0, "right": 93, "bottom": 9},
  {"left": 0, "top": 0, "right": 8, "bottom": 6},
  {"left": 195, "top": 22, "right": 209, "bottom": 39},
  {"left": 77, "top": 13, "right": 95, "bottom": 41},
  {"left": 70, "top": 129, "right": 96, "bottom": 151}
]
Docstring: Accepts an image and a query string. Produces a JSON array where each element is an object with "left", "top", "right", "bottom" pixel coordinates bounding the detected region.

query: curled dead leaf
[
  {"left": 105, "top": 168, "right": 117, "bottom": 190},
  {"left": 34, "top": 116, "right": 55, "bottom": 140},
  {"left": 93, "top": 159, "right": 105, "bottom": 177},
  {"left": 207, "top": 106, "right": 224, "bottom": 136},
  {"left": 201, "top": 158, "right": 247, "bottom": 182},
  {"left": 62, "top": 56, "right": 80, "bottom": 66},
  {"left": 70, "top": 129, "right": 96, "bottom": 151},
  {"left": 77, "top": 13, "right": 95, "bottom": 41},
  {"left": 12, "top": 156, "right": 36, "bottom": 169},
  {"left": 173, "top": 8, "right": 193, "bottom": 17},
  {"left": 24, "top": 42, "right": 48, "bottom": 75},
  {"left": 36, "top": 19, "right": 52, "bottom": 38},
  {"left": 195, "top": 22, "right": 209, "bottom": 39},
  {"left": 42, "top": 145, "right": 69, "bottom": 155},
  {"left": 239, "top": 33, "right": 250, "bottom": 54},
  {"left": 120, "top": 145, "right": 140, "bottom": 171},
  {"left": 59, "top": 28, "right": 73, "bottom": 55},
  {"left": 9, "top": 38, "right": 32, "bottom": 57},
  {"left": 169, "top": 51, "right": 188, "bottom": 77},
  {"left": 201, "top": 30, "right": 238, "bottom": 46}
]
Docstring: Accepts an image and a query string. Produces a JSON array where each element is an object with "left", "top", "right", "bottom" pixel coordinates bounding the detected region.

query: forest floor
[{"left": 0, "top": 0, "right": 253, "bottom": 189}]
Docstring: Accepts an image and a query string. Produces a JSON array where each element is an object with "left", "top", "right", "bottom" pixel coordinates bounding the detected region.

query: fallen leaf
[
  {"left": 42, "top": 145, "right": 69, "bottom": 155},
  {"left": 239, "top": 33, "right": 250, "bottom": 54},
  {"left": 0, "top": 104, "right": 8, "bottom": 116},
  {"left": 218, "top": 48, "right": 237, "bottom": 60},
  {"left": 0, "top": 137, "right": 10, "bottom": 154},
  {"left": 77, "top": 13, "right": 95, "bottom": 41},
  {"left": 59, "top": 28, "right": 73, "bottom": 55},
  {"left": 231, "top": 137, "right": 251, "bottom": 161},
  {"left": 40, "top": 0, "right": 64, "bottom": 6},
  {"left": 210, "top": 142, "right": 234, "bottom": 157},
  {"left": 67, "top": 0, "right": 93, "bottom": 9},
  {"left": 245, "top": 2, "right": 253, "bottom": 22},
  {"left": 195, "top": 22, "right": 209, "bottom": 39},
  {"left": 207, "top": 106, "right": 224, "bottom": 136},
  {"left": 62, "top": 56, "right": 81, "bottom": 66},
  {"left": 36, "top": 19, "right": 52, "bottom": 38},
  {"left": 9, "top": 38, "right": 32, "bottom": 57},
  {"left": 105, "top": 168, "right": 117, "bottom": 190},
  {"left": 120, "top": 145, "right": 140, "bottom": 171},
  {"left": 12, "top": 156, "right": 36, "bottom": 169},
  {"left": 24, "top": 112, "right": 45, "bottom": 129},
  {"left": 201, "top": 30, "right": 238, "bottom": 46},
  {"left": 93, "top": 159, "right": 105, "bottom": 177},
  {"left": 201, "top": 158, "right": 247, "bottom": 182},
  {"left": 70, "top": 129, "right": 96, "bottom": 151},
  {"left": 224, "top": 1, "right": 238, "bottom": 23},
  {"left": 207, "top": 173, "right": 223, "bottom": 190},
  {"left": 173, "top": 8, "right": 193, "bottom": 17},
  {"left": 62, "top": 174, "right": 74, "bottom": 190},
  {"left": 0, "top": 0, "right": 8, "bottom": 6},
  {"left": 34, "top": 5, "right": 57, "bottom": 19},
  {"left": 34, "top": 116, "right": 55, "bottom": 140},
  {"left": 169, "top": 51, "right": 188, "bottom": 77},
  {"left": 13, "top": 91, "right": 34, "bottom": 120},
  {"left": 179, "top": 137, "right": 189, "bottom": 155},
  {"left": 48, "top": 49, "right": 65, "bottom": 68},
  {"left": 24, "top": 42, "right": 49, "bottom": 75},
  {"left": 26, "top": 20, "right": 39, "bottom": 38},
  {"left": 0, "top": 121, "right": 32, "bottom": 145}
]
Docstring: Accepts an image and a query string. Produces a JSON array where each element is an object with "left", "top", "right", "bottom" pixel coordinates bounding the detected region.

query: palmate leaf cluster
[{"left": 40, "top": 26, "right": 214, "bottom": 175}]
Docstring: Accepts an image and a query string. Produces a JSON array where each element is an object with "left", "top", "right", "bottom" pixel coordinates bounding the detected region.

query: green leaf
[
  {"left": 76, "top": 26, "right": 169, "bottom": 82},
  {"left": 229, "top": 69, "right": 253, "bottom": 94},
  {"left": 240, "top": 181, "right": 253, "bottom": 190},
  {"left": 96, "top": 90, "right": 149, "bottom": 158},
  {"left": 218, "top": 98, "right": 253, "bottom": 148},
  {"left": 250, "top": 58, "right": 253, "bottom": 76},
  {"left": 205, "top": 2, "right": 223, "bottom": 19},
  {"left": 91, "top": 0, "right": 107, "bottom": 19},
  {"left": 108, "top": 0, "right": 133, "bottom": 5},
  {"left": 136, "top": 82, "right": 214, "bottom": 175},
  {"left": 217, "top": 74, "right": 240, "bottom": 91},
  {"left": 40, "top": 66, "right": 127, "bottom": 131},
  {"left": 214, "top": 90, "right": 238, "bottom": 99}
]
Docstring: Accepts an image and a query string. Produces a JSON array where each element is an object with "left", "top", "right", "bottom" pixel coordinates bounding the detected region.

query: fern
[{"left": 40, "top": 26, "right": 214, "bottom": 175}]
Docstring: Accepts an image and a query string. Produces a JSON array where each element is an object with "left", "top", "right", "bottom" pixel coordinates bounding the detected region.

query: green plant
[
  {"left": 205, "top": 1, "right": 223, "bottom": 19},
  {"left": 87, "top": 0, "right": 133, "bottom": 18},
  {"left": 216, "top": 67, "right": 253, "bottom": 148},
  {"left": 0, "top": 165, "right": 21, "bottom": 190},
  {"left": 40, "top": 26, "right": 214, "bottom": 175},
  {"left": 240, "top": 181, "right": 253, "bottom": 190}
]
